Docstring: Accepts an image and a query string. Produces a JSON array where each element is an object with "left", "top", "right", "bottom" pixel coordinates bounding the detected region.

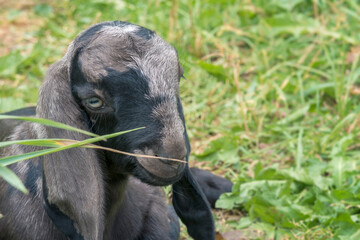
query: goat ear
[
  {"left": 172, "top": 165, "right": 215, "bottom": 240},
  {"left": 37, "top": 54, "right": 104, "bottom": 239}
]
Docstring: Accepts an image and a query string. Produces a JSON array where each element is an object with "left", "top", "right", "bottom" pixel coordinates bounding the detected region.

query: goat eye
[{"left": 85, "top": 97, "right": 104, "bottom": 109}]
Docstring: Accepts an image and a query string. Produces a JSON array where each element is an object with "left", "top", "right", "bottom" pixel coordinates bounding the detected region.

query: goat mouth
[
  {"left": 136, "top": 165, "right": 186, "bottom": 186},
  {"left": 136, "top": 155, "right": 186, "bottom": 180}
]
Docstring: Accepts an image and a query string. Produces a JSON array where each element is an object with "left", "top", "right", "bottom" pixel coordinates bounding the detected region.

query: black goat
[{"left": 0, "top": 21, "right": 216, "bottom": 240}]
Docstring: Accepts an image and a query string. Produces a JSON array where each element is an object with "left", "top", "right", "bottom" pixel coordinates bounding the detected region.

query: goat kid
[{"left": 0, "top": 21, "right": 214, "bottom": 240}]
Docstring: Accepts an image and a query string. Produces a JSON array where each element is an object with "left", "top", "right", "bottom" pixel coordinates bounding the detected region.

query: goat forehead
[{"left": 80, "top": 26, "right": 180, "bottom": 97}]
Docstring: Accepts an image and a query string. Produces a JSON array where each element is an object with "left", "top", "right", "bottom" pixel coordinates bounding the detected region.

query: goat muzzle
[{"left": 134, "top": 147, "right": 187, "bottom": 179}]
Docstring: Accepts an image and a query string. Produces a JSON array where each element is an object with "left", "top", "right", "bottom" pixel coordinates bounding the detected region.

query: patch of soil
[{"left": 0, "top": 0, "right": 44, "bottom": 56}]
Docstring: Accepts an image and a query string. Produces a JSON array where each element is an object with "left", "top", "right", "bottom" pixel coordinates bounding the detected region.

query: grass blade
[
  {"left": 278, "top": 105, "right": 309, "bottom": 124},
  {"left": 0, "top": 115, "right": 99, "bottom": 138},
  {"left": 0, "top": 149, "right": 55, "bottom": 166},
  {"left": 83, "top": 144, "right": 186, "bottom": 163},
  {"left": 0, "top": 127, "right": 145, "bottom": 166},
  {"left": 321, "top": 113, "right": 355, "bottom": 151},
  {"left": 0, "top": 139, "right": 72, "bottom": 148},
  {"left": 0, "top": 165, "right": 28, "bottom": 193},
  {"left": 296, "top": 128, "right": 303, "bottom": 170}
]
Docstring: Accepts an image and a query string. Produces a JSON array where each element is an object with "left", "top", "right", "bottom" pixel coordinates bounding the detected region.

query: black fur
[
  {"left": 134, "top": 28, "right": 155, "bottom": 40},
  {"left": 43, "top": 168, "right": 85, "bottom": 240},
  {"left": 190, "top": 167, "right": 233, "bottom": 208},
  {"left": 0, "top": 21, "right": 219, "bottom": 240}
]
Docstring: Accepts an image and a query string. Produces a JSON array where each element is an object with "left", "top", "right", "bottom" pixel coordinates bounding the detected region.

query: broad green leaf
[
  {"left": 332, "top": 189, "right": 357, "bottom": 201},
  {"left": 237, "top": 217, "right": 252, "bottom": 229},
  {"left": 341, "top": 229, "right": 360, "bottom": 240},
  {"left": 216, "top": 192, "right": 238, "bottom": 209},
  {"left": 333, "top": 212, "right": 359, "bottom": 237},
  {"left": 279, "top": 168, "right": 313, "bottom": 186},
  {"left": 195, "top": 135, "right": 241, "bottom": 164},
  {"left": 0, "top": 165, "right": 27, "bottom": 193}
]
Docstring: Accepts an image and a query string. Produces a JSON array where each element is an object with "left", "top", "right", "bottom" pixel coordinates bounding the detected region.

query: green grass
[{"left": 1, "top": 0, "right": 360, "bottom": 239}]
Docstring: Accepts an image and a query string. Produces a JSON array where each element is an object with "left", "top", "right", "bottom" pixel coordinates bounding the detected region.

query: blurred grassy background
[{"left": 1, "top": 0, "right": 360, "bottom": 239}]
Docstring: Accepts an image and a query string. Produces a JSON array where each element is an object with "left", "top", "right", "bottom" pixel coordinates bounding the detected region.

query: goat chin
[{"left": 0, "top": 21, "right": 216, "bottom": 240}]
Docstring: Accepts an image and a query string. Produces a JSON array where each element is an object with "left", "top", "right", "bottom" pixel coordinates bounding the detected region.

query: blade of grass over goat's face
[{"left": 0, "top": 21, "right": 214, "bottom": 240}]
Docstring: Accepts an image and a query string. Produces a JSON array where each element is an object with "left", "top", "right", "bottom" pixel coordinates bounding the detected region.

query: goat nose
[
  {"left": 157, "top": 146, "right": 187, "bottom": 167},
  {"left": 135, "top": 146, "right": 186, "bottom": 179}
]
